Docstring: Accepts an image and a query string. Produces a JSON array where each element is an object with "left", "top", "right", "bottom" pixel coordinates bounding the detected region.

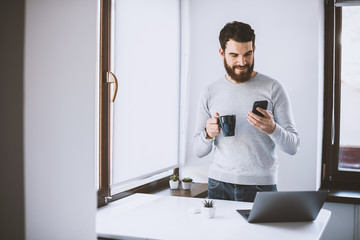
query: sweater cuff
[
  {"left": 201, "top": 130, "right": 214, "bottom": 144},
  {"left": 268, "top": 123, "right": 282, "bottom": 141}
]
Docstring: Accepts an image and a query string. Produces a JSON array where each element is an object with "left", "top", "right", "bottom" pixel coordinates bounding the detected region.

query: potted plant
[
  {"left": 169, "top": 174, "right": 179, "bottom": 189},
  {"left": 201, "top": 199, "right": 216, "bottom": 219},
  {"left": 181, "top": 177, "right": 193, "bottom": 190}
]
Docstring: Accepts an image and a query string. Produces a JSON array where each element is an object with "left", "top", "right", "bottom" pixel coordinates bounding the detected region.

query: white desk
[{"left": 97, "top": 193, "right": 331, "bottom": 240}]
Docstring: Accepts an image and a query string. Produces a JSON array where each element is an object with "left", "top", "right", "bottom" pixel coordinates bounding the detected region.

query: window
[
  {"left": 97, "top": 0, "right": 181, "bottom": 207},
  {"left": 322, "top": 0, "right": 360, "bottom": 190},
  {"left": 110, "top": 0, "right": 180, "bottom": 195}
]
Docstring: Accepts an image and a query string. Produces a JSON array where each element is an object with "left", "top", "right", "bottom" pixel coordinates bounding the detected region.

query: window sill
[
  {"left": 321, "top": 188, "right": 360, "bottom": 204},
  {"left": 107, "top": 180, "right": 208, "bottom": 205},
  {"left": 152, "top": 183, "right": 208, "bottom": 198}
]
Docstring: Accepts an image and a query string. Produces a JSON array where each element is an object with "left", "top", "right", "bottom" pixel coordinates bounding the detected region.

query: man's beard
[{"left": 224, "top": 58, "right": 254, "bottom": 83}]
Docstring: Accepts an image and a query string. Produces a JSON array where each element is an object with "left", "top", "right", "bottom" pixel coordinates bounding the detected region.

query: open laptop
[{"left": 237, "top": 191, "right": 329, "bottom": 223}]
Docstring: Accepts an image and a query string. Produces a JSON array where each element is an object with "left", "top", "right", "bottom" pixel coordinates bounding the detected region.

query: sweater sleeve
[
  {"left": 192, "top": 87, "right": 214, "bottom": 158},
  {"left": 269, "top": 82, "right": 300, "bottom": 155}
]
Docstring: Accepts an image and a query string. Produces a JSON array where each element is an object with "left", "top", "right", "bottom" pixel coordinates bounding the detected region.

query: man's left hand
[{"left": 247, "top": 107, "right": 276, "bottom": 134}]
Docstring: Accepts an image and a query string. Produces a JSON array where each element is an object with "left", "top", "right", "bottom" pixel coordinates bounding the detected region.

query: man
[{"left": 193, "top": 21, "right": 300, "bottom": 202}]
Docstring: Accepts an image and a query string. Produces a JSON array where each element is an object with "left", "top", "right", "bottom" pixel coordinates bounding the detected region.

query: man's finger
[
  {"left": 207, "top": 112, "right": 220, "bottom": 124},
  {"left": 211, "top": 128, "right": 220, "bottom": 133},
  {"left": 256, "top": 107, "right": 270, "bottom": 118},
  {"left": 208, "top": 118, "right": 219, "bottom": 124},
  {"left": 247, "top": 116, "right": 258, "bottom": 127},
  {"left": 248, "top": 114, "right": 265, "bottom": 130},
  {"left": 207, "top": 125, "right": 220, "bottom": 132},
  {"left": 248, "top": 112, "right": 261, "bottom": 121},
  {"left": 250, "top": 113, "right": 268, "bottom": 126}
]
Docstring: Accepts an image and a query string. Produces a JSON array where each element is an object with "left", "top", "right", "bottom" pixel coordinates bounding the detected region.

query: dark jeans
[{"left": 208, "top": 178, "right": 277, "bottom": 202}]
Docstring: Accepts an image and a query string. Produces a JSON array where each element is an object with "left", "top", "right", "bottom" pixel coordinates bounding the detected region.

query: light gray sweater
[{"left": 193, "top": 73, "right": 300, "bottom": 185}]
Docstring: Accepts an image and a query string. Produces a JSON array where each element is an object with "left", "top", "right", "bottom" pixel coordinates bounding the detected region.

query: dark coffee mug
[{"left": 218, "top": 115, "right": 236, "bottom": 137}]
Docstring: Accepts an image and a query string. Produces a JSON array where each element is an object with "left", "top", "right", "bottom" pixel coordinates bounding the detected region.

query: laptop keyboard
[{"left": 236, "top": 209, "right": 251, "bottom": 220}]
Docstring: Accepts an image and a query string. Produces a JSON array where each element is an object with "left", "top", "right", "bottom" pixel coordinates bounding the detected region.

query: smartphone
[{"left": 252, "top": 100, "right": 268, "bottom": 117}]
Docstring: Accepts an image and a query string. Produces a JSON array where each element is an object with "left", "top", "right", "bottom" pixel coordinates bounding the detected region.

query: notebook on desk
[{"left": 237, "top": 191, "right": 329, "bottom": 223}]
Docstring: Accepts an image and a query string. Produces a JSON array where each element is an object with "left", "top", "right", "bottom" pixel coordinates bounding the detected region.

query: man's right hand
[{"left": 205, "top": 112, "right": 220, "bottom": 138}]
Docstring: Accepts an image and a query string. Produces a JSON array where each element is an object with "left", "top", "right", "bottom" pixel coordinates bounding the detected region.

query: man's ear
[{"left": 219, "top": 48, "right": 225, "bottom": 60}]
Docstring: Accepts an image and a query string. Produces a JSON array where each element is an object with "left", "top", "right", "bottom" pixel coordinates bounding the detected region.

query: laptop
[{"left": 237, "top": 191, "right": 329, "bottom": 223}]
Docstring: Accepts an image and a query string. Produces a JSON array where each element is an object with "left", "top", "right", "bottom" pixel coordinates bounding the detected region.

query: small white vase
[
  {"left": 181, "top": 182, "right": 192, "bottom": 190},
  {"left": 201, "top": 206, "right": 216, "bottom": 219},
  {"left": 169, "top": 180, "right": 179, "bottom": 189}
]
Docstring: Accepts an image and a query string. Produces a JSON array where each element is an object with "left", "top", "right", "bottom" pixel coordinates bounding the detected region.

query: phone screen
[{"left": 252, "top": 100, "right": 268, "bottom": 117}]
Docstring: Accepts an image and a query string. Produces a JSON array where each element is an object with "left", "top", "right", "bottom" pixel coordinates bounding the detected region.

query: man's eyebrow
[{"left": 229, "top": 50, "right": 253, "bottom": 56}]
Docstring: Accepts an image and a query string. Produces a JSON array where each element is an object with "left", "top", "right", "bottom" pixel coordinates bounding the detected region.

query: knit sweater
[{"left": 193, "top": 73, "right": 300, "bottom": 185}]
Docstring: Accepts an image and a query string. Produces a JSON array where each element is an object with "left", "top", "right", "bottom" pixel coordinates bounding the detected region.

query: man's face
[{"left": 220, "top": 39, "right": 255, "bottom": 83}]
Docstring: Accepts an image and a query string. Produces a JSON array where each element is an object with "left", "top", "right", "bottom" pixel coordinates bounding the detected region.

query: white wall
[
  {"left": 181, "top": 0, "right": 324, "bottom": 191},
  {"left": 24, "top": 0, "right": 97, "bottom": 239},
  {"left": 179, "top": 2, "right": 360, "bottom": 239}
]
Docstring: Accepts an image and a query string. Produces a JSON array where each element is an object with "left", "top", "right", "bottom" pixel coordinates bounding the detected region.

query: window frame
[
  {"left": 322, "top": 0, "right": 360, "bottom": 191},
  {"left": 98, "top": 0, "right": 111, "bottom": 208}
]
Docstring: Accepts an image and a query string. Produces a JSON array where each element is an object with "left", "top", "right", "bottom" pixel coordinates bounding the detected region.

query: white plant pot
[
  {"left": 181, "top": 182, "right": 192, "bottom": 190},
  {"left": 169, "top": 180, "right": 179, "bottom": 189},
  {"left": 201, "top": 206, "right": 216, "bottom": 219}
]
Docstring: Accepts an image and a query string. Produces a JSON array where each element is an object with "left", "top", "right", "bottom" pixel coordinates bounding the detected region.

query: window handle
[{"left": 107, "top": 71, "right": 118, "bottom": 102}]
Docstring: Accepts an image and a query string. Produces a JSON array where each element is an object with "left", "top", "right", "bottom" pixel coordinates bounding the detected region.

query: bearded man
[{"left": 193, "top": 21, "right": 300, "bottom": 202}]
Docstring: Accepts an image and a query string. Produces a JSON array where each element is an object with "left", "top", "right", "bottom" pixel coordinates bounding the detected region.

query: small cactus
[{"left": 203, "top": 199, "right": 214, "bottom": 208}]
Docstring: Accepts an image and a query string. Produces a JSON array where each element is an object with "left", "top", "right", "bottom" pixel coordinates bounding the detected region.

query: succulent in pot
[
  {"left": 169, "top": 174, "right": 179, "bottom": 189},
  {"left": 181, "top": 177, "right": 193, "bottom": 190},
  {"left": 201, "top": 199, "right": 216, "bottom": 218}
]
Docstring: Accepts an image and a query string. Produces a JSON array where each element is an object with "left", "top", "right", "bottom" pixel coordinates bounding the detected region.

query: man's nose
[{"left": 238, "top": 56, "right": 246, "bottom": 66}]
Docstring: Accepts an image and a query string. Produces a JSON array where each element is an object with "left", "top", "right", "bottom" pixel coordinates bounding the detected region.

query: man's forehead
[{"left": 225, "top": 39, "right": 253, "bottom": 53}]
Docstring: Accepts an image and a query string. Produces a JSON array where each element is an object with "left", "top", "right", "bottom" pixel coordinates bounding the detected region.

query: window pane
[
  {"left": 111, "top": 0, "right": 180, "bottom": 189},
  {"left": 339, "top": 6, "right": 360, "bottom": 171}
]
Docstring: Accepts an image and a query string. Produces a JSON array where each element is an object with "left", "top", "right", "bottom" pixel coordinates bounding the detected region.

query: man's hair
[{"left": 219, "top": 21, "right": 256, "bottom": 50}]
